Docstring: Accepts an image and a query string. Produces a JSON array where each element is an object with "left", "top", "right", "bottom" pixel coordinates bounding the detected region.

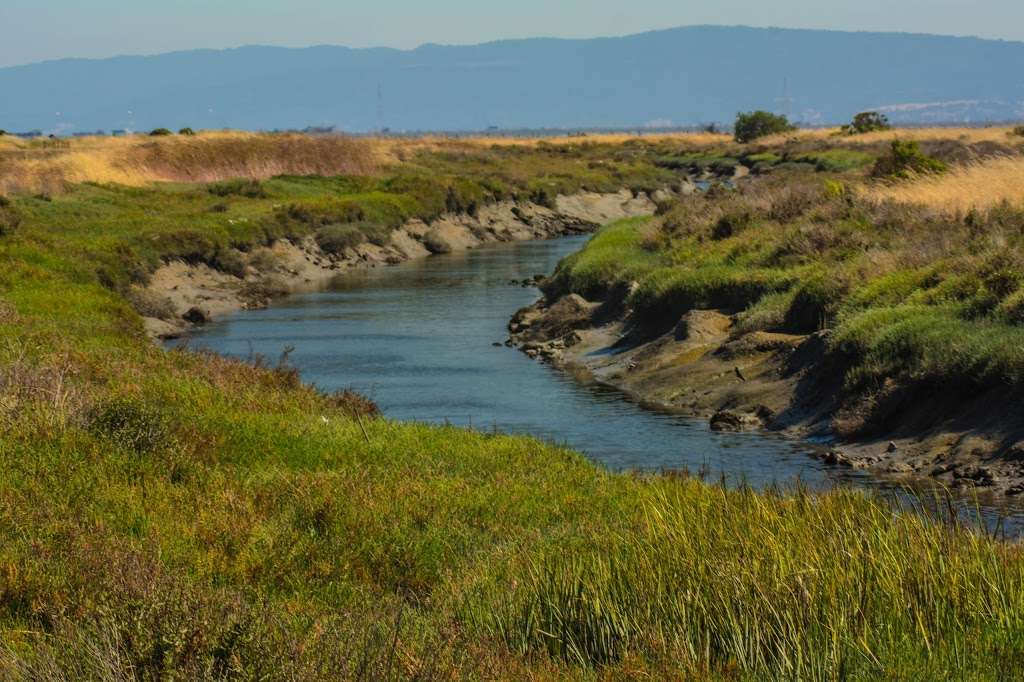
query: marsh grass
[
  {"left": 554, "top": 164, "right": 1024, "bottom": 393},
  {"left": 863, "top": 155, "right": 1024, "bottom": 212},
  {"left": 2, "top": 133, "right": 1024, "bottom": 678}
]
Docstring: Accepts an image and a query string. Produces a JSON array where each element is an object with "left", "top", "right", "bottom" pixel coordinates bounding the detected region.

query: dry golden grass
[
  {"left": 0, "top": 132, "right": 378, "bottom": 195},
  {"left": 756, "top": 125, "right": 1023, "bottom": 147},
  {"left": 861, "top": 155, "right": 1024, "bottom": 213}
]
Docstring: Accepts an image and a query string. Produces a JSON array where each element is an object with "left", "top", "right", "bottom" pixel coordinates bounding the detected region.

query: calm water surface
[{"left": 182, "top": 236, "right": 1023, "bottom": 529}]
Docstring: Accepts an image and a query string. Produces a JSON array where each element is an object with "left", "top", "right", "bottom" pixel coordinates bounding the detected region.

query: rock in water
[
  {"left": 710, "top": 410, "right": 744, "bottom": 432},
  {"left": 183, "top": 306, "right": 209, "bottom": 325}
]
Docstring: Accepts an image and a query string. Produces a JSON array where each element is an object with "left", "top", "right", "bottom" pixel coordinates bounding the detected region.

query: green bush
[
  {"left": 843, "top": 111, "right": 891, "bottom": 135},
  {"left": 211, "top": 248, "right": 249, "bottom": 278},
  {"left": 314, "top": 224, "right": 366, "bottom": 254},
  {"left": 149, "top": 128, "right": 173, "bottom": 137},
  {"left": 872, "top": 140, "right": 948, "bottom": 179},
  {"left": 711, "top": 209, "right": 759, "bottom": 240},
  {"left": 178, "top": 127, "right": 196, "bottom": 136},
  {"left": 0, "top": 129, "right": 6, "bottom": 136},
  {"left": 1011, "top": 126, "right": 1024, "bottom": 137},
  {"left": 88, "top": 397, "right": 174, "bottom": 454},
  {"left": 734, "top": 111, "right": 795, "bottom": 143}
]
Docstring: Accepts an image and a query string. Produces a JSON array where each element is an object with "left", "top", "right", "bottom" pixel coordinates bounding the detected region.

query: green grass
[
  {"left": 554, "top": 169, "right": 1024, "bottom": 395},
  {"left": 793, "top": 149, "right": 877, "bottom": 172},
  {"left": 2, "top": 138, "right": 1024, "bottom": 678}
]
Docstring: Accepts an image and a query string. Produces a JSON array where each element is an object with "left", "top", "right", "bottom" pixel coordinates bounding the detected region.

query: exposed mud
[
  {"left": 141, "top": 189, "right": 658, "bottom": 339},
  {"left": 511, "top": 289, "right": 1024, "bottom": 499}
]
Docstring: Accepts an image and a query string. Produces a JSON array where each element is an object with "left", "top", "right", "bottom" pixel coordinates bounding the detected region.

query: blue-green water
[{"left": 179, "top": 235, "right": 1024, "bottom": 530}]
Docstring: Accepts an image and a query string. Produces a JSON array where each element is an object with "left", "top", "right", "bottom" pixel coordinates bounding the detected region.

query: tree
[
  {"left": 843, "top": 111, "right": 891, "bottom": 135},
  {"left": 734, "top": 111, "right": 795, "bottom": 143}
]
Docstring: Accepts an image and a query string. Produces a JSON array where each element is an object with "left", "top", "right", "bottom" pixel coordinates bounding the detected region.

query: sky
[{"left": 1, "top": 0, "right": 1020, "bottom": 68}]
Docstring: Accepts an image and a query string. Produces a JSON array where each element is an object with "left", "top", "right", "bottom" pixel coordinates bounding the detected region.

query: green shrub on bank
[
  {"left": 873, "top": 139, "right": 948, "bottom": 178},
  {"left": 178, "top": 127, "right": 196, "bottom": 136},
  {"left": 149, "top": 128, "right": 173, "bottom": 137},
  {"left": 734, "top": 111, "right": 795, "bottom": 143},
  {"left": 314, "top": 222, "right": 392, "bottom": 254}
]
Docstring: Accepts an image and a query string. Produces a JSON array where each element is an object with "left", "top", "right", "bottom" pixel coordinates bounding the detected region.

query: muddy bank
[
  {"left": 510, "top": 290, "right": 1024, "bottom": 499},
  {"left": 140, "top": 189, "right": 660, "bottom": 339}
]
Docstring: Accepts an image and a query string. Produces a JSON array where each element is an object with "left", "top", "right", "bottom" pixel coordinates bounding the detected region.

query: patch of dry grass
[
  {"left": 0, "top": 132, "right": 379, "bottom": 195},
  {"left": 862, "top": 155, "right": 1024, "bottom": 212},
  {"left": 757, "top": 125, "right": 1024, "bottom": 147}
]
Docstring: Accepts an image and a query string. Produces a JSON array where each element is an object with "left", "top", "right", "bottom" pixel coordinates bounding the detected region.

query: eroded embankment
[
  {"left": 142, "top": 190, "right": 660, "bottom": 339},
  {"left": 511, "top": 288, "right": 1024, "bottom": 499}
]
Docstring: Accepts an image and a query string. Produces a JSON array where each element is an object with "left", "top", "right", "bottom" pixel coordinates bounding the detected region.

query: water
[{"left": 180, "top": 236, "right": 1023, "bottom": 531}]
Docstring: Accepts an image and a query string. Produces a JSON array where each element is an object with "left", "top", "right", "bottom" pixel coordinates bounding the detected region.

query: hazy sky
[{"left": 1, "top": 0, "right": 1020, "bottom": 68}]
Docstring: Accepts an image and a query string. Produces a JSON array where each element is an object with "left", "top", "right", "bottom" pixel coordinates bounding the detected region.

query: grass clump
[
  {"left": 794, "top": 148, "right": 876, "bottom": 172},
  {"left": 87, "top": 396, "right": 175, "bottom": 454},
  {"left": 873, "top": 139, "right": 948, "bottom": 179},
  {"left": 207, "top": 178, "right": 267, "bottom": 198}
]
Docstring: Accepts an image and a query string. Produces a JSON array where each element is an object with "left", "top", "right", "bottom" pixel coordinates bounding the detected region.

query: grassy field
[{"left": 2, "top": 130, "right": 1024, "bottom": 678}]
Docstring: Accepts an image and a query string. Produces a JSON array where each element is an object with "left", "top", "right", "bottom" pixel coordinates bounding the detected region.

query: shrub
[
  {"left": 997, "top": 289, "right": 1024, "bottom": 325},
  {"left": 843, "top": 111, "right": 891, "bottom": 135},
  {"left": 178, "top": 127, "right": 196, "bottom": 136},
  {"left": 872, "top": 140, "right": 948, "bottom": 179},
  {"left": 0, "top": 129, "right": 6, "bottom": 136},
  {"left": 208, "top": 179, "right": 268, "bottom": 198},
  {"left": 711, "top": 210, "right": 758, "bottom": 240},
  {"left": 88, "top": 397, "right": 174, "bottom": 454},
  {"left": 1011, "top": 126, "right": 1024, "bottom": 138},
  {"left": 734, "top": 111, "right": 795, "bottom": 143},
  {"left": 315, "top": 224, "right": 365, "bottom": 254},
  {"left": 211, "top": 248, "right": 248, "bottom": 278},
  {"left": 327, "top": 389, "right": 381, "bottom": 419},
  {"left": 149, "top": 128, "right": 173, "bottom": 136}
]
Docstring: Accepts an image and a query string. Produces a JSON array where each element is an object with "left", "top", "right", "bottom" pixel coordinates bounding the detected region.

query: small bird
[{"left": 734, "top": 366, "right": 747, "bottom": 382}]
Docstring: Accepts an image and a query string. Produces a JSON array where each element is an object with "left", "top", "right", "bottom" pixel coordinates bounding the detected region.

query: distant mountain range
[{"left": 2, "top": 25, "right": 1023, "bottom": 134}]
